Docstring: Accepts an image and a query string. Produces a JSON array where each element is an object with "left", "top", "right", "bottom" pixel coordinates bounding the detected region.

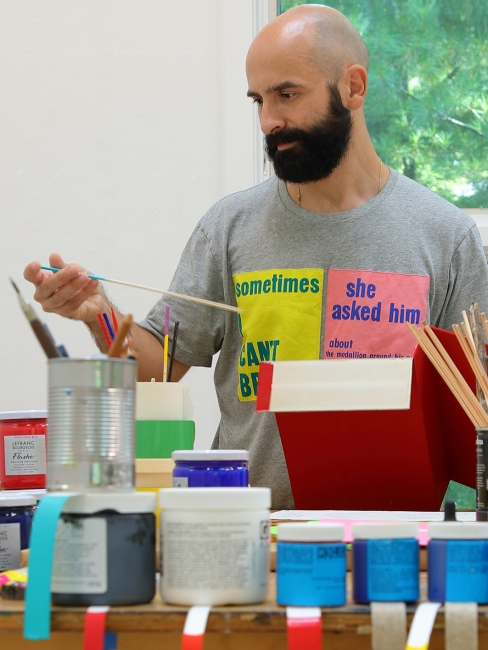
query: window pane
[{"left": 279, "top": 0, "right": 488, "bottom": 208}]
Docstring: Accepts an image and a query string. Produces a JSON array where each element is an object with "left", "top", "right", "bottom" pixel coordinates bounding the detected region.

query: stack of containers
[
  {"left": 45, "top": 356, "right": 156, "bottom": 606},
  {"left": 0, "top": 410, "right": 48, "bottom": 570}
]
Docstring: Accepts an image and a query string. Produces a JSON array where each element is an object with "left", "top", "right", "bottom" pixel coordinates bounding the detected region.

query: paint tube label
[
  {"left": 367, "top": 538, "right": 419, "bottom": 601},
  {"left": 4, "top": 435, "right": 46, "bottom": 475},
  {"left": 446, "top": 540, "right": 488, "bottom": 602},
  {"left": 0, "top": 523, "right": 21, "bottom": 571},
  {"left": 51, "top": 518, "right": 107, "bottom": 593}
]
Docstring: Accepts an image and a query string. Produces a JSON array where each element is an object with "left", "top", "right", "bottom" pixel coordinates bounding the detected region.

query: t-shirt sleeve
[
  {"left": 138, "top": 222, "right": 227, "bottom": 368},
  {"left": 435, "top": 224, "right": 488, "bottom": 330}
]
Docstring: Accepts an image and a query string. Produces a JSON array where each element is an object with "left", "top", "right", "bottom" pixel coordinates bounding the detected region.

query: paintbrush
[
  {"left": 41, "top": 266, "right": 243, "bottom": 314},
  {"left": 10, "top": 278, "right": 62, "bottom": 359}
]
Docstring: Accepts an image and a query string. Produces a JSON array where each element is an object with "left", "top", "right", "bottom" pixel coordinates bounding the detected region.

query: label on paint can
[
  {"left": 367, "top": 538, "right": 418, "bottom": 601},
  {"left": 4, "top": 435, "right": 46, "bottom": 476},
  {"left": 0, "top": 523, "right": 21, "bottom": 571},
  {"left": 446, "top": 540, "right": 488, "bottom": 602},
  {"left": 173, "top": 476, "right": 189, "bottom": 488},
  {"left": 51, "top": 518, "right": 107, "bottom": 593}
]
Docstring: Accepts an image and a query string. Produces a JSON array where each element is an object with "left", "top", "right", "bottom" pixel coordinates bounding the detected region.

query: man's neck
[{"left": 286, "top": 145, "right": 389, "bottom": 214}]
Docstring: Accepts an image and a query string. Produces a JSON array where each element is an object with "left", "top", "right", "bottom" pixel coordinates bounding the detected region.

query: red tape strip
[
  {"left": 181, "top": 634, "right": 205, "bottom": 650},
  {"left": 83, "top": 606, "right": 109, "bottom": 650},
  {"left": 287, "top": 614, "right": 322, "bottom": 650}
]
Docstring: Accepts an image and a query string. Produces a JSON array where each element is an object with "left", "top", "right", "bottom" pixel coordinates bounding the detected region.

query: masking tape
[
  {"left": 286, "top": 606, "right": 322, "bottom": 650},
  {"left": 83, "top": 606, "right": 110, "bottom": 650},
  {"left": 406, "top": 602, "right": 441, "bottom": 650},
  {"left": 182, "top": 606, "right": 211, "bottom": 650},
  {"left": 445, "top": 602, "right": 478, "bottom": 650},
  {"left": 23, "top": 493, "right": 76, "bottom": 640},
  {"left": 371, "top": 601, "right": 406, "bottom": 650}
]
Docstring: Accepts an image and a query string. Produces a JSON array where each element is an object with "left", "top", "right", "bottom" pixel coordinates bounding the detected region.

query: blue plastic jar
[
  {"left": 172, "top": 450, "right": 249, "bottom": 487},
  {"left": 428, "top": 522, "right": 488, "bottom": 603},
  {"left": 352, "top": 523, "right": 419, "bottom": 604},
  {"left": 277, "top": 523, "right": 346, "bottom": 607},
  {"left": 0, "top": 494, "right": 36, "bottom": 570}
]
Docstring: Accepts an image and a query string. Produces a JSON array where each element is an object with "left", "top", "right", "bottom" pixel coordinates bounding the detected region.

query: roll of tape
[
  {"left": 406, "top": 602, "right": 441, "bottom": 650},
  {"left": 445, "top": 602, "right": 478, "bottom": 650},
  {"left": 371, "top": 601, "right": 406, "bottom": 650},
  {"left": 182, "top": 606, "right": 211, "bottom": 650}
]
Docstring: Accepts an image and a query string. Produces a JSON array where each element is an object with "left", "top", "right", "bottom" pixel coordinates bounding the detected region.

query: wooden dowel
[
  {"left": 453, "top": 324, "right": 488, "bottom": 407},
  {"left": 108, "top": 314, "right": 133, "bottom": 358},
  {"left": 407, "top": 323, "right": 484, "bottom": 428},
  {"left": 424, "top": 325, "right": 488, "bottom": 424}
]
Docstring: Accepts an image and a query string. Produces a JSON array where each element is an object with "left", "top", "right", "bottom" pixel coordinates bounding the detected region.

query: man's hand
[{"left": 24, "top": 252, "right": 104, "bottom": 325}]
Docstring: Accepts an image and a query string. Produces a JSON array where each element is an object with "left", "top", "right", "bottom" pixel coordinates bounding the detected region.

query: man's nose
[{"left": 259, "top": 102, "right": 287, "bottom": 135}]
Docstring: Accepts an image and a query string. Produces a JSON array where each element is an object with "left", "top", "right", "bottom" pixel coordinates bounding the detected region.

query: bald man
[{"left": 25, "top": 6, "right": 488, "bottom": 509}]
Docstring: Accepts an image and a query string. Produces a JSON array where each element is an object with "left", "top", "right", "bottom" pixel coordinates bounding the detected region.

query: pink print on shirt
[{"left": 324, "top": 269, "right": 430, "bottom": 359}]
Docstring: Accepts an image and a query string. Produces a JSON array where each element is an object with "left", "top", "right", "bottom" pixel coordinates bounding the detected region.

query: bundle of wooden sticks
[{"left": 407, "top": 304, "right": 488, "bottom": 428}]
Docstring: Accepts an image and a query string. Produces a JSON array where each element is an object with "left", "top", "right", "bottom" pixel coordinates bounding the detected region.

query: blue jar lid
[{"left": 172, "top": 450, "right": 249, "bottom": 461}]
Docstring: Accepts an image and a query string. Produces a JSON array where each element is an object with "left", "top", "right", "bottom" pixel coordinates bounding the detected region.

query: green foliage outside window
[{"left": 279, "top": 0, "right": 488, "bottom": 208}]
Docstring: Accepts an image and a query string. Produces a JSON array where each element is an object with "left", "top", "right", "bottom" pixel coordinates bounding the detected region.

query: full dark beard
[{"left": 265, "top": 83, "right": 352, "bottom": 184}]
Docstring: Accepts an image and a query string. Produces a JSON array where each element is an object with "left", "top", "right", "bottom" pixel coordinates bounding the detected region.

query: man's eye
[
  {"left": 281, "top": 93, "right": 294, "bottom": 99},
  {"left": 252, "top": 98, "right": 263, "bottom": 106}
]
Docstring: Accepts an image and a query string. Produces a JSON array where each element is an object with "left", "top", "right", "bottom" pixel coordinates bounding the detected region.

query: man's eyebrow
[{"left": 247, "top": 81, "right": 304, "bottom": 97}]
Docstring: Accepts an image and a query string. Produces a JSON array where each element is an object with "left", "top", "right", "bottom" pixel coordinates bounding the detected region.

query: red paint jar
[{"left": 0, "top": 411, "right": 47, "bottom": 489}]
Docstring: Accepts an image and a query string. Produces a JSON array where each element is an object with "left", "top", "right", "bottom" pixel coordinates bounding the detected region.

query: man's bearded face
[{"left": 265, "top": 83, "right": 352, "bottom": 184}]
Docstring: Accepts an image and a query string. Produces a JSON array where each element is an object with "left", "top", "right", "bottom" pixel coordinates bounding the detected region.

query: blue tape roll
[{"left": 23, "top": 493, "right": 75, "bottom": 640}]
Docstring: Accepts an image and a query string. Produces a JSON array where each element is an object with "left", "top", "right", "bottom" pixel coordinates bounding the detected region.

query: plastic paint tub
[
  {"left": 172, "top": 450, "right": 249, "bottom": 487},
  {"left": 352, "top": 523, "right": 419, "bottom": 603},
  {"left": 428, "top": 522, "right": 488, "bottom": 603},
  {"left": 51, "top": 492, "right": 156, "bottom": 606},
  {"left": 277, "top": 523, "right": 346, "bottom": 606},
  {"left": 0, "top": 495, "right": 36, "bottom": 570},
  {"left": 159, "top": 487, "right": 270, "bottom": 605},
  {"left": 0, "top": 411, "right": 47, "bottom": 489}
]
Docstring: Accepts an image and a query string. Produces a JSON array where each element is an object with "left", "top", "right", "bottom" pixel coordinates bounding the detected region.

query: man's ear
[{"left": 343, "top": 64, "right": 368, "bottom": 110}]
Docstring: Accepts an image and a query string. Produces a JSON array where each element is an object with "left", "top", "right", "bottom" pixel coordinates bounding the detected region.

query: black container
[
  {"left": 50, "top": 492, "right": 156, "bottom": 606},
  {"left": 476, "top": 429, "right": 488, "bottom": 521}
]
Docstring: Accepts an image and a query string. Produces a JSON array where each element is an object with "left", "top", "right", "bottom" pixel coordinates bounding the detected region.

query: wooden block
[{"left": 135, "top": 458, "right": 175, "bottom": 488}]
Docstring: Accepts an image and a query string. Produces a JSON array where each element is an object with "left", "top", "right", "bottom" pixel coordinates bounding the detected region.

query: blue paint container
[
  {"left": 276, "top": 523, "right": 346, "bottom": 606},
  {"left": 428, "top": 522, "right": 488, "bottom": 603},
  {"left": 352, "top": 523, "right": 419, "bottom": 604},
  {"left": 0, "top": 494, "right": 36, "bottom": 570},
  {"left": 172, "top": 450, "right": 249, "bottom": 487}
]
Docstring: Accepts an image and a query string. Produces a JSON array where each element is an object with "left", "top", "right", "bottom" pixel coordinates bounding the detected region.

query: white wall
[{"left": 0, "top": 1, "right": 255, "bottom": 449}]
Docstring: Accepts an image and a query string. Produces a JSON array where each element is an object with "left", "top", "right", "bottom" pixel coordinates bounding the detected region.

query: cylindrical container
[
  {"left": 352, "top": 523, "right": 419, "bottom": 603},
  {"left": 0, "top": 410, "right": 47, "bottom": 489},
  {"left": 172, "top": 450, "right": 249, "bottom": 487},
  {"left": 51, "top": 491, "right": 156, "bottom": 606},
  {"left": 160, "top": 487, "right": 270, "bottom": 605},
  {"left": 476, "top": 429, "right": 488, "bottom": 521},
  {"left": 428, "top": 522, "right": 488, "bottom": 603},
  {"left": 136, "top": 381, "right": 195, "bottom": 458},
  {"left": 277, "top": 523, "right": 346, "bottom": 606},
  {"left": 0, "top": 495, "right": 36, "bottom": 570},
  {"left": 48, "top": 357, "right": 136, "bottom": 491}
]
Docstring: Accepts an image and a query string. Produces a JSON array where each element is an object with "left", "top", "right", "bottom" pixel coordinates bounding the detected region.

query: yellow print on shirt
[{"left": 234, "top": 268, "right": 324, "bottom": 401}]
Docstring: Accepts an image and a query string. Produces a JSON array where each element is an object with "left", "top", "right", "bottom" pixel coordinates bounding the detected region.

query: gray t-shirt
[{"left": 140, "top": 170, "right": 488, "bottom": 508}]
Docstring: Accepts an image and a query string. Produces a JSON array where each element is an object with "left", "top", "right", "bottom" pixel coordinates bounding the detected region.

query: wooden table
[{"left": 1, "top": 575, "right": 488, "bottom": 649}]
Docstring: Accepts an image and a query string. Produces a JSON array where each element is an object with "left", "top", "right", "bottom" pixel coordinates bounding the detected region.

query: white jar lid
[
  {"left": 52, "top": 491, "right": 157, "bottom": 514},
  {"left": 159, "top": 487, "right": 270, "bottom": 510},
  {"left": 1, "top": 489, "right": 46, "bottom": 502},
  {"left": 278, "top": 523, "right": 345, "bottom": 542},
  {"left": 428, "top": 522, "right": 488, "bottom": 539},
  {"left": 352, "top": 523, "right": 418, "bottom": 539},
  {"left": 172, "top": 450, "right": 249, "bottom": 461},
  {"left": 0, "top": 495, "right": 36, "bottom": 507},
  {"left": 0, "top": 410, "right": 47, "bottom": 421}
]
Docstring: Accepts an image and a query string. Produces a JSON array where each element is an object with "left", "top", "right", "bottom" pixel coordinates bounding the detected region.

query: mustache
[{"left": 265, "top": 128, "right": 307, "bottom": 150}]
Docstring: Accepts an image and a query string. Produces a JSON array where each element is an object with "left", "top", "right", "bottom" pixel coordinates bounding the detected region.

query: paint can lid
[
  {"left": 159, "top": 487, "right": 270, "bottom": 510},
  {"left": 428, "top": 522, "right": 488, "bottom": 539},
  {"left": 54, "top": 491, "right": 156, "bottom": 514},
  {"left": 172, "top": 450, "right": 249, "bottom": 461},
  {"left": 277, "top": 523, "right": 345, "bottom": 542},
  {"left": 0, "top": 410, "right": 47, "bottom": 421},
  {"left": 352, "top": 523, "right": 418, "bottom": 539},
  {"left": 0, "top": 494, "right": 36, "bottom": 507}
]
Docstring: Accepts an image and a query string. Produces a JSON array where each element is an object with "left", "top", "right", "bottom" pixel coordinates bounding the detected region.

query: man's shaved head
[{"left": 249, "top": 4, "right": 368, "bottom": 83}]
